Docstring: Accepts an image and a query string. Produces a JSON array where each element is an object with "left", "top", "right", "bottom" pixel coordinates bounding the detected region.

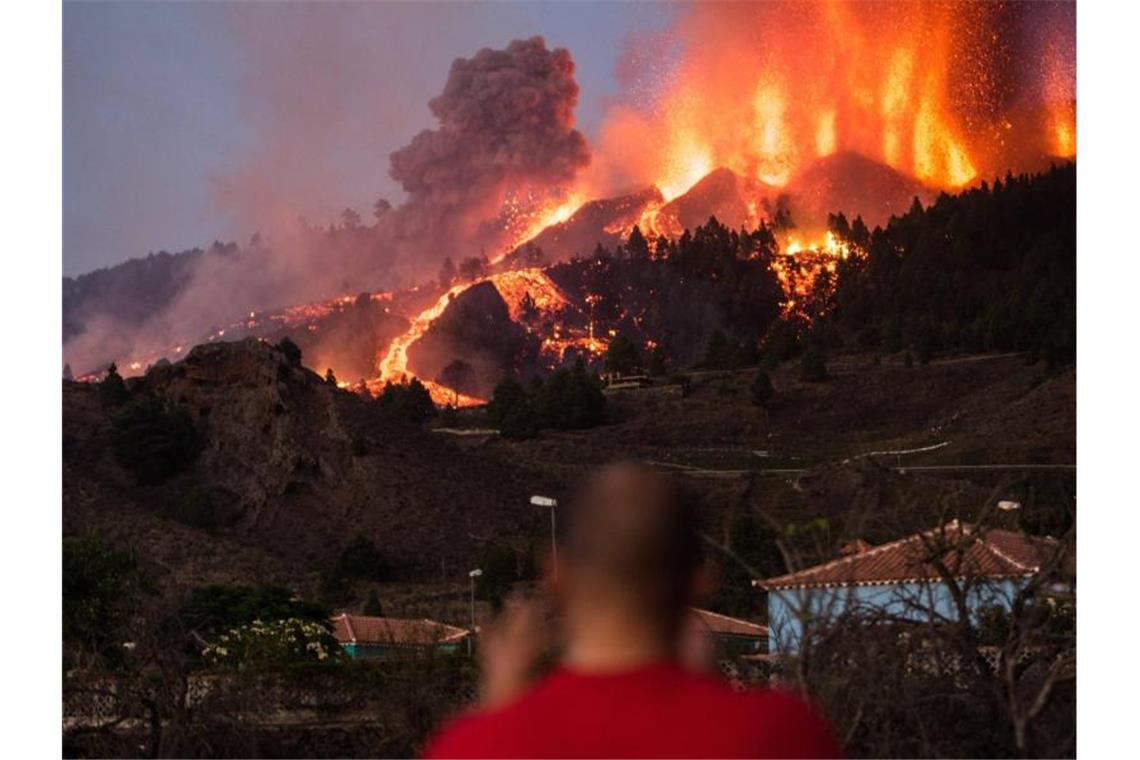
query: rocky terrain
[
  {"left": 63, "top": 339, "right": 547, "bottom": 593},
  {"left": 64, "top": 337, "right": 1074, "bottom": 604}
]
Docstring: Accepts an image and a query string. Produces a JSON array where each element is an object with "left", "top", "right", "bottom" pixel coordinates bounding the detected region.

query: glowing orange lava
[
  {"left": 371, "top": 267, "right": 595, "bottom": 406},
  {"left": 592, "top": 0, "right": 1073, "bottom": 201}
]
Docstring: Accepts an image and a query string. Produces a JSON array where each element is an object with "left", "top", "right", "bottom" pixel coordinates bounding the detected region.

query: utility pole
[
  {"left": 467, "top": 568, "right": 482, "bottom": 655},
  {"left": 531, "top": 496, "right": 558, "bottom": 580}
]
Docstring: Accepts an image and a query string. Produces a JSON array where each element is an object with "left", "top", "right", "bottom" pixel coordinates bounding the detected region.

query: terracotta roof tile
[
  {"left": 332, "top": 614, "right": 469, "bottom": 646},
  {"left": 690, "top": 608, "right": 769, "bottom": 638},
  {"left": 758, "top": 521, "right": 1071, "bottom": 590}
]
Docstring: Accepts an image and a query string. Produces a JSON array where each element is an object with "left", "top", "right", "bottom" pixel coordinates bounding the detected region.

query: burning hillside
[{"left": 64, "top": 3, "right": 1075, "bottom": 402}]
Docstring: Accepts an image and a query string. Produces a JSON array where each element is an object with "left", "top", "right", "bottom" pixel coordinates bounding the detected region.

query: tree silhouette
[
  {"left": 750, "top": 369, "right": 775, "bottom": 407},
  {"left": 438, "top": 359, "right": 476, "bottom": 405},
  {"left": 604, "top": 334, "right": 640, "bottom": 376}
]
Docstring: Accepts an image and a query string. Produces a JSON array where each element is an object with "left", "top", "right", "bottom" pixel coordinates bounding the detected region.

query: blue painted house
[
  {"left": 755, "top": 521, "right": 1072, "bottom": 654},
  {"left": 332, "top": 614, "right": 469, "bottom": 660}
]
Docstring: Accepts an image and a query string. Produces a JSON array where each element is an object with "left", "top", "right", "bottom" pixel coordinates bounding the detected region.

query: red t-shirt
[{"left": 425, "top": 661, "right": 841, "bottom": 758}]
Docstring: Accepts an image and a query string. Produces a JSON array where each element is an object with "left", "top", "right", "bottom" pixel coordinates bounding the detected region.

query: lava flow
[{"left": 370, "top": 268, "right": 598, "bottom": 406}]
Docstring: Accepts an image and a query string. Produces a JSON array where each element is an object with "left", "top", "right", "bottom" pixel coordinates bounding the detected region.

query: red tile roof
[
  {"left": 331, "top": 614, "right": 469, "bottom": 646},
  {"left": 757, "top": 521, "right": 1072, "bottom": 590},
  {"left": 690, "top": 608, "right": 769, "bottom": 638}
]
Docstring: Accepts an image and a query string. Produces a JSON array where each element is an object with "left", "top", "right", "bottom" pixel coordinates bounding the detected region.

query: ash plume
[
  {"left": 65, "top": 36, "right": 592, "bottom": 376},
  {"left": 387, "top": 36, "right": 590, "bottom": 257}
]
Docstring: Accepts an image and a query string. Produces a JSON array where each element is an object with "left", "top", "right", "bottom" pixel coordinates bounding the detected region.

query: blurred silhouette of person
[{"left": 426, "top": 462, "right": 841, "bottom": 758}]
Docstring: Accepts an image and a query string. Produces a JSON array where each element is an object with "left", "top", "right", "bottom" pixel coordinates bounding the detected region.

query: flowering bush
[{"left": 202, "top": 617, "right": 341, "bottom": 669}]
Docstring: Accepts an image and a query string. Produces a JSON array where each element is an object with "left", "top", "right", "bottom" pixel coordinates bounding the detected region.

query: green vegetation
[
  {"left": 487, "top": 377, "right": 536, "bottom": 439},
  {"left": 710, "top": 511, "right": 783, "bottom": 618},
  {"left": 532, "top": 366, "right": 606, "bottom": 429},
  {"left": 362, "top": 589, "right": 384, "bottom": 617},
  {"left": 604, "top": 334, "right": 641, "bottom": 376},
  {"left": 201, "top": 618, "right": 341, "bottom": 668},
  {"left": 749, "top": 369, "right": 775, "bottom": 407},
  {"left": 488, "top": 364, "right": 606, "bottom": 438},
  {"left": 182, "top": 583, "right": 331, "bottom": 638},
  {"left": 331, "top": 534, "right": 391, "bottom": 582},
  {"left": 703, "top": 329, "right": 760, "bottom": 370},
  {"left": 824, "top": 164, "right": 1075, "bottom": 364},
  {"left": 110, "top": 397, "right": 200, "bottom": 485},
  {"left": 377, "top": 378, "right": 436, "bottom": 424},
  {"left": 99, "top": 363, "right": 130, "bottom": 407},
  {"left": 63, "top": 536, "right": 141, "bottom": 665},
  {"left": 548, "top": 216, "right": 785, "bottom": 368}
]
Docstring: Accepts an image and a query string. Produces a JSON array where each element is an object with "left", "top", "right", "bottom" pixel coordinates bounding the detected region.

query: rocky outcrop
[{"left": 63, "top": 339, "right": 544, "bottom": 584}]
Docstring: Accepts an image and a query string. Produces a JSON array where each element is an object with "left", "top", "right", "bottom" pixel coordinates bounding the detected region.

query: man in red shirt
[{"left": 426, "top": 463, "right": 841, "bottom": 758}]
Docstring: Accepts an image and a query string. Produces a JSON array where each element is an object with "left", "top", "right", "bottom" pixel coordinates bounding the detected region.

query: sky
[{"left": 63, "top": 1, "right": 676, "bottom": 277}]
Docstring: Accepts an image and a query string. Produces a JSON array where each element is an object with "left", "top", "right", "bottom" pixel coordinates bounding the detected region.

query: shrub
[
  {"left": 63, "top": 536, "right": 140, "bottom": 664},
  {"left": 182, "top": 584, "right": 330, "bottom": 637},
  {"left": 377, "top": 378, "right": 436, "bottom": 424},
  {"left": 604, "top": 334, "right": 641, "bottom": 376},
  {"left": 362, "top": 590, "right": 384, "bottom": 617},
  {"left": 201, "top": 617, "right": 341, "bottom": 669},
  {"left": 487, "top": 378, "right": 537, "bottom": 439},
  {"left": 750, "top": 369, "right": 775, "bottom": 407},
  {"left": 531, "top": 366, "right": 605, "bottom": 429},
  {"left": 99, "top": 363, "right": 130, "bottom": 407},
  {"left": 276, "top": 337, "right": 302, "bottom": 367},
  {"left": 487, "top": 378, "right": 527, "bottom": 427},
  {"left": 110, "top": 398, "right": 200, "bottom": 485},
  {"left": 332, "top": 534, "right": 390, "bottom": 582},
  {"left": 799, "top": 347, "right": 829, "bottom": 382}
]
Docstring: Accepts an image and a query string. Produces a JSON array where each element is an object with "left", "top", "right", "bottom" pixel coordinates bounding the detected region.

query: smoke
[
  {"left": 386, "top": 36, "right": 590, "bottom": 257},
  {"left": 591, "top": 0, "right": 1077, "bottom": 200},
  {"left": 65, "top": 34, "right": 592, "bottom": 375}
]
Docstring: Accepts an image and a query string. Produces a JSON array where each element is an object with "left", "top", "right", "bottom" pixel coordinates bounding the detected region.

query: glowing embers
[
  {"left": 752, "top": 82, "right": 797, "bottom": 186},
  {"left": 771, "top": 232, "right": 855, "bottom": 320}
]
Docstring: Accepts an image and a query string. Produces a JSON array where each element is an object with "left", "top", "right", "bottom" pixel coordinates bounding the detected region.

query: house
[
  {"left": 754, "top": 521, "right": 1073, "bottom": 654},
  {"left": 688, "top": 608, "right": 769, "bottom": 659},
  {"left": 331, "top": 614, "right": 470, "bottom": 660}
]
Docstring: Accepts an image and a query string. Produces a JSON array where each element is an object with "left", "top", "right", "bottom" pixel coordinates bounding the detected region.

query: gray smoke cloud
[
  {"left": 387, "top": 36, "right": 590, "bottom": 252},
  {"left": 65, "top": 36, "right": 592, "bottom": 376}
]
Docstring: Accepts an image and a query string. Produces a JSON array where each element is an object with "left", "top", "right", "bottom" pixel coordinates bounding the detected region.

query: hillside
[{"left": 63, "top": 339, "right": 547, "bottom": 592}]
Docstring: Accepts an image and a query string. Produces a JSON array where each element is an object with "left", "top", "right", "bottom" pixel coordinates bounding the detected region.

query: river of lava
[{"left": 369, "top": 267, "right": 596, "bottom": 407}]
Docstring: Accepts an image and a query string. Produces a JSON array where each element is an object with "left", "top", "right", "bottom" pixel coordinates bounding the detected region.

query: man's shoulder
[{"left": 422, "top": 708, "right": 505, "bottom": 759}]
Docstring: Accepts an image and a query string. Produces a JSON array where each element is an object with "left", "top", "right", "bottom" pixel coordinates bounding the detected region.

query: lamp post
[
  {"left": 531, "top": 495, "right": 558, "bottom": 579},
  {"left": 468, "top": 568, "right": 482, "bottom": 655}
]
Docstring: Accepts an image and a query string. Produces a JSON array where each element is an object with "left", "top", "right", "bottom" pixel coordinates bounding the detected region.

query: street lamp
[
  {"left": 531, "top": 495, "right": 559, "bottom": 579},
  {"left": 468, "top": 568, "right": 482, "bottom": 655}
]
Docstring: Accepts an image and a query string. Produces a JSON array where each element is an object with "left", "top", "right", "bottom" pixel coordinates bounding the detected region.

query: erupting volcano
[{"left": 63, "top": 1, "right": 1075, "bottom": 406}]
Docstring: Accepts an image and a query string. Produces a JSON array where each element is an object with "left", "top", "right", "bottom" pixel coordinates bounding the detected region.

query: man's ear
[{"left": 690, "top": 559, "right": 719, "bottom": 605}]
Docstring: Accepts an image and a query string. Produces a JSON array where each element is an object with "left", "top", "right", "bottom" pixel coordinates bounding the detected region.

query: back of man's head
[{"left": 562, "top": 462, "right": 702, "bottom": 633}]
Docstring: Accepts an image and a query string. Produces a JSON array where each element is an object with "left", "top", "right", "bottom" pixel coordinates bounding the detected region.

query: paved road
[{"left": 646, "top": 459, "right": 1075, "bottom": 479}]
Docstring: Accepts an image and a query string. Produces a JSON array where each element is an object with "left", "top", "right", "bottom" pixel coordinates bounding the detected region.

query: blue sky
[{"left": 63, "top": 1, "right": 676, "bottom": 276}]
